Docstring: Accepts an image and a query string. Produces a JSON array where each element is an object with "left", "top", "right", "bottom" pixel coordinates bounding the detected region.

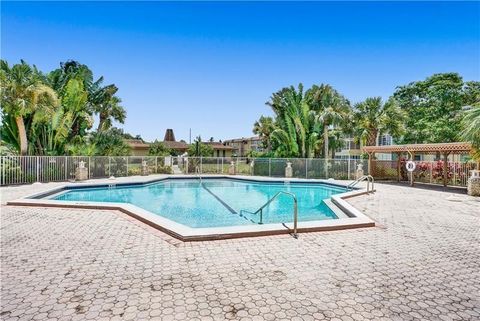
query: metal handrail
[
  {"left": 347, "top": 175, "right": 375, "bottom": 193},
  {"left": 240, "top": 191, "right": 298, "bottom": 238},
  {"left": 195, "top": 166, "right": 202, "bottom": 185}
]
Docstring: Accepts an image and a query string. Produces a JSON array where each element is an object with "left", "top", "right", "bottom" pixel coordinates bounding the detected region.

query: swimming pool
[
  {"left": 9, "top": 176, "right": 375, "bottom": 241},
  {"left": 53, "top": 178, "right": 344, "bottom": 228}
]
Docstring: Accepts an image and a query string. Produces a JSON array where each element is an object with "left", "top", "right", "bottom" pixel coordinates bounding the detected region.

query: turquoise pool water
[{"left": 53, "top": 179, "right": 345, "bottom": 228}]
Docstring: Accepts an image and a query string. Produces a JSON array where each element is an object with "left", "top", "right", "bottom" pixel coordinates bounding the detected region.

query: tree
[
  {"left": 148, "top": 140, "right": 171, "bottom": 156},
  {"left": 327, "top": 129, "right": 345, "bottom": 159},
  {"left": 90, "top": 127, "right": 131, "bottom": 156},
  {"left": 48, "top": 60, "right": 126, "bottom": 134},
  {"left": 47, "top": 60, "right": 94, "bottom": 138},
  {"left": 352, "top": 97, "right": 405, "bottom": 146},
  {"left": 92, "top": 84, "right": 126, "bottom": 131},
  {"left": 266, "top": 84, "right": 321, "bottom": 158},
  {"left": 188, "top": 136, "right": 213, "bottom": 156},
  {"left": 394, "top": 73, "right": 480, "bottom": 143},
  {"left": 308, "top": 84, "right": 350, "bottom": 158},
  {"left": 0, "top": 60, "right": 59, "bottom": 155},
  {"left": 462, "top": 103, "right": 480, "bottom": 161},
  {"left": 252, "top": 115, "right": 274, "bottom": 151}
]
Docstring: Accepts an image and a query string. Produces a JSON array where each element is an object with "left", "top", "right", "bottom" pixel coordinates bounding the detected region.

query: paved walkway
[{"left": 1, "top": 179, "right": 479, "bottom": 321}]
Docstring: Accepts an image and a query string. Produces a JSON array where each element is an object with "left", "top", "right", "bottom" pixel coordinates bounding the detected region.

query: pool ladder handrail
[
  {"left": 346, "top": 175, "right": 375, "bottom": 193},
  {"left": 240, "top": 191, "right": 298, "bottom": 238},
  {"left": 195, "top": 166, "right": 202, "bottom": 185}
]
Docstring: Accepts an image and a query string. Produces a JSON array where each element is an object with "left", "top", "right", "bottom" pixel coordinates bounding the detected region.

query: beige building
[
  {"left": 125, "top": 139, "right": 150, "bottom": 156},
  {"left": 223, "top": 136, "right": 264, "bottom": 157},
  {"left": 126, "top": 129, "right": 234, "bottom": 157},
  {"left": 204, "top": 142, "right": 234, "bottom": 157}
]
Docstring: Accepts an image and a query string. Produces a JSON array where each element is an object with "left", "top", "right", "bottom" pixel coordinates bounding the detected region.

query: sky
[{"left": 2, "top": 1, "right": 479, "bottom": 142}]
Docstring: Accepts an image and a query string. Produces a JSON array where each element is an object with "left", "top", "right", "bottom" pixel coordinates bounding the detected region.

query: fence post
[
  {"left": 126, "top": 157, "right": 129, "bottom": 176},
  {"left": 155, "top": 157, "right": 158, "bottom": 174},
  {"left": 453, "top": 161, "right": 456, "bottom": 186},
  {"left": 305, "top": 158, "right": 308, "bottom": 179},
  {"left": 347, "top": 157, "right": 351, "bottom": 180},
  {"left": 89, "top": 157, "right": 92, "bottom": 179},
  {"left": 221, "top": 157, "right": 224, "bottom": 173},
  {"left": 65, "top": 156, "right": 68, "bottom": 181},
  {"left": 269, "top": 158, "right": 271, "bottom": 177},
  {"left": 36, "top": 157, "right": 40, "bottom": 182},
  {"left": 108, "top": 157, "right": 111, "bottom": 177},
  {"left": 200, "top": 157, "right": 203, "bottom": 174}
]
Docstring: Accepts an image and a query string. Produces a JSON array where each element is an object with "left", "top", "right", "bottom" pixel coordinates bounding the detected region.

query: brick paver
[{"left": 1, "top": 181, "right": 479, "bottom": 321}]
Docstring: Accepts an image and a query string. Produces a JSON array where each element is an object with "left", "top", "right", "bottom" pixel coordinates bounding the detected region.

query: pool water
[{"left": 53, "top": 179, "right": 345, "bottom": 228}]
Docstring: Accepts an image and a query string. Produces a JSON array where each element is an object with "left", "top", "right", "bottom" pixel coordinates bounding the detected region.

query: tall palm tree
[
  {"left": 90, "top": 83, "right": 126, "bottom": 132},
  {"left": 353, "top": 97, "right": 405, "bottom": 147},
  {"left": 462, "top": 103, "right": 480, "bottom": 161},
  {"left": 0, "top": 60, "right": 58, "bottom": 155},
  {"left": 47, "top": 61, "right": 94, "bottom": 138},
  {"left": 308, "top": 84, "right": 350, "bottom": 158},
  {"left": 252, "top": 115, "right": 274, "bottom": 151},
  {"left": 266, "top": 84, "right": 320, "bottom": 158}
]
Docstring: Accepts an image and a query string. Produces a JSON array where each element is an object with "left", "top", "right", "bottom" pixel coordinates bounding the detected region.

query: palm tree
[
  {"left": 47, "top": 61, "right": 94, "bottom": 138},
  {"left": 38, "top": 79, "right": 90, "bottom": 155},
  {"left": 0, "top": 60, "right": 58, "bottom": 155},
  {"left": 352, "top": 97, "right": 405, "bottom": 146},
  {"left": 252, "top": 116, "right": 274, "bottom": 151},
  {"left": 462, "top": 103, "right": 480, "bottom": 161},
  {"left": 91, "top": 83, "right": 126, "bottom": 132},
  {"left": 308, "top": 84, "right": 350, "bottom": 158},
  {"left": 266, "top": 84, "right": 320, "bottom": 158}
]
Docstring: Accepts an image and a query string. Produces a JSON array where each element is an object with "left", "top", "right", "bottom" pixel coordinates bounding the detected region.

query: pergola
[{"left": 363, "top": 142, "right": 472, "bottom": 186}]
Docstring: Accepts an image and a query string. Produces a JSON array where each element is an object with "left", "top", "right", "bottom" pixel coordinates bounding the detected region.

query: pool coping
[{"left": 6, "top": 175, "right": 376, "bottom": 241}]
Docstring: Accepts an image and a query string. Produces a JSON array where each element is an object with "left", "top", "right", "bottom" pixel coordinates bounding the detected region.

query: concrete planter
[
  {"left": 467, "top": 170, "right": 480, "bottom": 196},
  {"left": 141, "top": 161, "right": 149, "bottom": 176},
  {"left": 285, "top": 162, "right": 292, "bottom": 178},
  {"left": 356, "top": 163, "right": 364, "bottom": 179},
  {"left": 75, "top": 161, "right": 88, "bottom": 181},
  {"left": 228, "top": 161, "right": 236, "bottom": 175}
]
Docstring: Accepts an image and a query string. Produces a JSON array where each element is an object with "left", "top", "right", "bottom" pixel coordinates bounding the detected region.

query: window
[{"left": 378, "top": 135, "right": 393, "bottom": 146}]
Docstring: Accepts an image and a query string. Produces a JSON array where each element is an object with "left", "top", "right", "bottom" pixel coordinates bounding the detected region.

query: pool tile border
[{"left": 7, "top": 175, "right": 375, "bottom": 241}]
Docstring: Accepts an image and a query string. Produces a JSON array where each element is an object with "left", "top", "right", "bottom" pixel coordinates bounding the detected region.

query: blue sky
[{"left": 2, "top": 1, "right": 479, "bottom": 142}]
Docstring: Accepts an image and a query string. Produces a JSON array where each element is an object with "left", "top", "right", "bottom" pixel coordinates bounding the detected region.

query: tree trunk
[
  {"left": 323, "top": 125, "right": 329, "bottom": 178},
  {"left": 15, "top": 116, "right": 28, "bottom": 155},
  {"left": 97, "top": 113, "right": 106, "bottom": 132},
  {"left": 323, "top": 125, "right": 329, "bottom": 159},
  {"left": 366, "top": 129, "right": 378, "bottom": 146}
]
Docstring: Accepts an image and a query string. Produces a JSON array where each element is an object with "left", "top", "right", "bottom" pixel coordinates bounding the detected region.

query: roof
[
  {"left": 164, "top": 129, "right": 176, "bottom": 142},
  {"left": 224, "top": 136, "right": 261, "bottom": 143},
  {"left": 163, "top": 141, "right": 188, "bottom": 150},
  {"left": 125, "top": 139, "right": 149, "bottom": 149},
  {"left": 362, "top": 142, "right": 472, "bottom": 154},
  {"left": 125, "top": 139, "right": 189, "bottom": 151},
  {"left": 203, "top": 142, "right": 234, "bottom": 150}
]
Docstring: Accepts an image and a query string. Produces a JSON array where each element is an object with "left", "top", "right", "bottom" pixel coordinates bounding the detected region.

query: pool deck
[{"left": 1, "top": 176, "right": 479, "bottom": 320}]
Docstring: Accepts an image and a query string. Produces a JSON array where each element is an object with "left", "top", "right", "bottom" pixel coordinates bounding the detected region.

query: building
[
  {"left": 125, "top": 139, "right": 150, "bottom": 156},
  {"left": 223, "top": 136, "right": 264, "bottom": 157},
  {"left": 161, "top": 129, "right": 189, "bottom": 154},
  {"left": 334, "top": 137, "right": 362, "bottom": 159},
  {"left": 335, "top": 134, "right": 394, "bottom": 160},
  {"left": 203, "top": 142, "right": 234, "bottom": 157},
  {"left": 126, "top": 129, "right": 233, "bottom": 157}
]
